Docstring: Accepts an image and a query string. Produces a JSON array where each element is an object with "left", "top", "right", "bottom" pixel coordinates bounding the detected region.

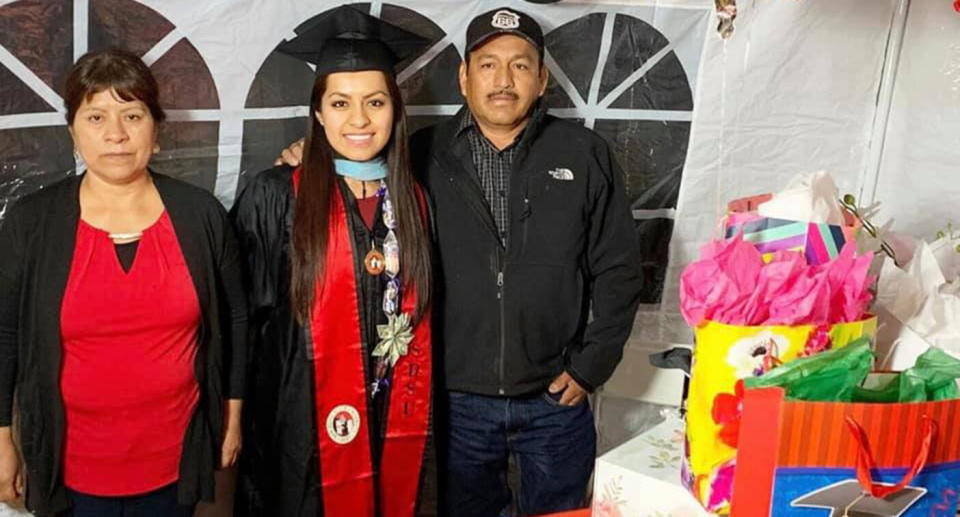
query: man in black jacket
[
  {"left": 422, "top": 8, "right": 641, "bottom": 516},
  {"left": 278, "top": 7, "right": 642, "bottom": 515}
]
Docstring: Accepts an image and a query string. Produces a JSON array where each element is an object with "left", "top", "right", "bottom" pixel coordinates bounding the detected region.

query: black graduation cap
[
  {"left": 276, "top": 5, "right": 431, "bottom": 77},
  {"left": 790, "top": 480, "right": 927, "bottom": 517}
]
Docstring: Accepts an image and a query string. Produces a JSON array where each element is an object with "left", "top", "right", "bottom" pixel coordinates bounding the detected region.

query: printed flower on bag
[
  {"left": 801, "top": 324, "right": 833, "bottom": 357},
  {"left": 593, "top": 499, "right": 624, "bottom": 517},
  {"left": 711, "top": 380, "right": 744, "bottom": 449},
  {"left": 592, "top": 476, "right": 625, "bottom": 517},
  {"left": 726, "top": 331, "right": 789, "bottom": 378},
  {"left": 705, "top": 459, "right": 736, "bottom": 513}
]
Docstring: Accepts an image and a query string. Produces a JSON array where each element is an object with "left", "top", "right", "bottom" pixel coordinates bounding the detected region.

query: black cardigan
[{"left": 0, "top": 173, "right": 247, "bottom": 516}]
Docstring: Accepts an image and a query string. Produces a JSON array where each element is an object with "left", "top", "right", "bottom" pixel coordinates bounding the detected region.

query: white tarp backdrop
[
  {"left": 874, "top": 0, "right": 960, "bottom": 238},
  {"left": 0, "top": 2, "right": 711, "bottom": 510},
  {"left": 657, "top": 0, "right": 960, "bottom": 349},
  {"left": 0, "top": 0, "right": 712, "bottom": 304}
]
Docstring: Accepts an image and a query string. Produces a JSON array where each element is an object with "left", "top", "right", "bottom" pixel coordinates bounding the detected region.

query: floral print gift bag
[{"left": 684, "top": 316, "right": 877, "bottom": 514}]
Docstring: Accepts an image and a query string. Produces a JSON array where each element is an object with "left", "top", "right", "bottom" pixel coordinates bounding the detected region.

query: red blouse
[{"left": 59, "top": 212, "right": 200, "bottom": 496}]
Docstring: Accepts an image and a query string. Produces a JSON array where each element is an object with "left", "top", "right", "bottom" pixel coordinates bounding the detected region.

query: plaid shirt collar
[
  {"left": 455, "top": 107, "right": 475, "bottom": 137},
  {"left": 454, "top": 106, "right": 537, "bottom": 153}
]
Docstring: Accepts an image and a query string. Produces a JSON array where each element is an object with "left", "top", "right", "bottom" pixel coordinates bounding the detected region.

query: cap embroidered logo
[{"left": 491, "top": 10, "right": 521, "bottom": 29}]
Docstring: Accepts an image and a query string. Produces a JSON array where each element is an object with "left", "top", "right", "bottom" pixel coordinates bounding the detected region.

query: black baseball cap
[{"left": 465, "top": 7, "right": 544, "bottom": 56}]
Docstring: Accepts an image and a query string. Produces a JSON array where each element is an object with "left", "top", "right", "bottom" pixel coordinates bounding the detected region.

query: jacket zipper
[{"left": 497, "top": 266, "right": 505, "bottom": 395}]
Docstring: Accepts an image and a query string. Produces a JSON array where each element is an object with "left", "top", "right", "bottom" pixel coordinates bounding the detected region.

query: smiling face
[
  {"left": 459, "top": 34, "right": 549, "bottom": 133},
  {"left": 69, "top": 88, "right": 157, "bottom": 184},
  {"left": 315, "top": 70, "right": 394, "bottom": 162}
]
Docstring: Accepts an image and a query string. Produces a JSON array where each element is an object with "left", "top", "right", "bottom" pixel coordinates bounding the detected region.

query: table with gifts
[{"left": 669, "top": 172, "right": 960, "bottom": 516}]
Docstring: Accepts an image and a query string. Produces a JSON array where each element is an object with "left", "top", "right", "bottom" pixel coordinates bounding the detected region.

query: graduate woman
[{"left": 232, "top": 7, "right": 435, "bottom": 517}]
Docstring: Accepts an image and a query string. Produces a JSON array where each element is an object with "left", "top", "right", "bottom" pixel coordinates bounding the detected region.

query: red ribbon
[
  {"left": 296, "top": 169, "right": 432, "bottom": 517},
  {"left": 845, "top": 415, "right": 937, "bottom": 499},
  {"left": 310, "top": 186, "right": 376, "bottom": 516}
]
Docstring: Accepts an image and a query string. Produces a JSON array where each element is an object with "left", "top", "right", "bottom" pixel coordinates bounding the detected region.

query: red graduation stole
[{"left": 294, "top": 169, "right": 432, "bottom": 517}]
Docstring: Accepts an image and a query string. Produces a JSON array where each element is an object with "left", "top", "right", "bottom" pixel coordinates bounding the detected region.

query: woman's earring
[
  {"left": 153, "top": 144, "right": 160, "bottom": 154},
  {"left": 73, "top": 149, "right": 85, "bottom": 172}
]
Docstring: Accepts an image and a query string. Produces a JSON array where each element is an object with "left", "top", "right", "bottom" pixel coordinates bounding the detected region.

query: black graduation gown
[{"left": 230, "top": 166, "right": 436, "bottom": 517}]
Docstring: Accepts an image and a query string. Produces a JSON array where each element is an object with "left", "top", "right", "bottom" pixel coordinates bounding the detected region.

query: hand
[
  {"left": 273, "top": 138, "right": 305, "bottom": 167},
  {"left": 219, "top": 399, "right": 242, "bottom": 469},
  {"left": 548, "top": 371, "right": 588, "bottom": 406},
  {"left": 0, "top": 428, "right": 23, "bottom": 504}
]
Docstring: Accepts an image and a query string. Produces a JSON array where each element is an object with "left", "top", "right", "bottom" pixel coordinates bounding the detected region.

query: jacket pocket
[{"left": 506, "top": 263, "right": 584, "bottom": 376}]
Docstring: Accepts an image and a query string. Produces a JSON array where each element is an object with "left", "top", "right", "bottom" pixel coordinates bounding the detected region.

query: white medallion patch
[
  {"left": 491, "top": 10, "right": 521, "bottom": 30},
  {"left": 325, "top": 404, "right": 361, "bottom": 444}
]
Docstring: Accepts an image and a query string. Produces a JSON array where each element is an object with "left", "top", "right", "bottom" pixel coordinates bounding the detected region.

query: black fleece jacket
[{"left": 412, "top": 105, "right": 642, "bottom": 396}]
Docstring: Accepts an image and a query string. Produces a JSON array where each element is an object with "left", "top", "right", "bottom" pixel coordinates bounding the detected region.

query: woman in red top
[{"left": 0, "top": 49, "right": 247, "bottom": 517}]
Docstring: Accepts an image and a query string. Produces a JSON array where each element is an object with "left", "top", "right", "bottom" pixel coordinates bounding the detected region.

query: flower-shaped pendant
[{"left": 373, "top": 313, "right": 413, "bottom": 367}]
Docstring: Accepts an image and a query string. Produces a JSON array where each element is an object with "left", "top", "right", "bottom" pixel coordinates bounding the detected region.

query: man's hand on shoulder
[
  {"left": 273, "top": 138, "right": 305, "bottom": 167},
  {"left": 548, "top": 371, "right": 587, "bottom": 406}
]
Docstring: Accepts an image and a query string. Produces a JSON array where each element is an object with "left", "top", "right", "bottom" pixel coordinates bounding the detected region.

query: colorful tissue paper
[
  {"left": 680, "top": 234, "right": 874, "bottom": 328},
  {"left": 876, "top": 239, "right": 960, "bottom": 370},
  {"left": 757, "top": 170, "right": 847, "bottom": 226}
]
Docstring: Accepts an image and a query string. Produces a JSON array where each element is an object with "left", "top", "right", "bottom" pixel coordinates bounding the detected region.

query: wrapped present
[
  {"left": 592, "top": 413, "right": 711, "bottom": 517},
  {"left": 724, "top": 215, "right": 859, "bottom": 266},
  {"left": 732, "top": 387, "right": 960, "bottom": 516},
  {"left": 685, "top": 316, "right": 877, "bottom": 513},
  {"left": 726, "top": 193, "right": 772, "bottom": 214},
  {"left": 723, "top": 172, "right": 861, "bottom": 266}
]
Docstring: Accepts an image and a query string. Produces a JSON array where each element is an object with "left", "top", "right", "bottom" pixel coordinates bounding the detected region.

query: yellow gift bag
[{"left": 685, "top": 316, "right": 877, "bottom": 514}]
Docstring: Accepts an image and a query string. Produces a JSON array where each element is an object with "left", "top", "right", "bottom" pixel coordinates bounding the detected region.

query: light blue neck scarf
[{"left": 334, "top": 157, "right": 389, "bottom": 181}]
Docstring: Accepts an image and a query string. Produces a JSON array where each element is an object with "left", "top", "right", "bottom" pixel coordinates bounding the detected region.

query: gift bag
[
  {"left": 685, "top": 317, "right": 877, "bottom": 513},
  {"left": 732, "top": 387, "right": 960, "bottom": 516}
]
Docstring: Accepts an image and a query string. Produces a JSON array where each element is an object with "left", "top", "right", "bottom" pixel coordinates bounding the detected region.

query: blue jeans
[
  {"left": 444, "top": 390, "right": 596, "bottom": 517},
  {"left": 61, "top": 483, "right": 194, "bottom": 517}
]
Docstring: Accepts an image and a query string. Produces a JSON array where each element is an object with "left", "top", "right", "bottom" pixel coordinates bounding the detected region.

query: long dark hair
[{"left": 291, "top": 71, "right": 431, "bottom": 325}]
